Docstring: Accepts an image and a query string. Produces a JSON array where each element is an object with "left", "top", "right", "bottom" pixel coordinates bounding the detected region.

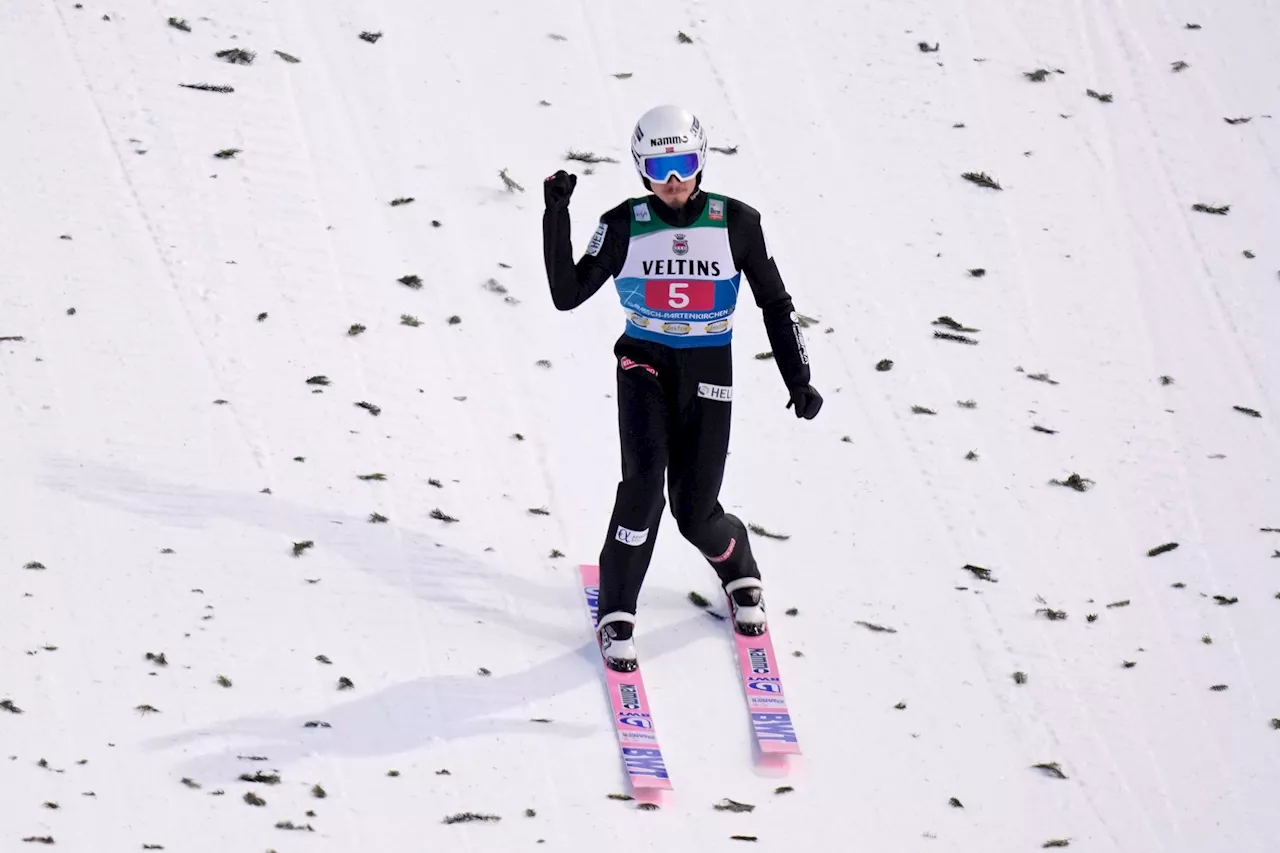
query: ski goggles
[{"left": 639, "top": 149, "right": 703, "bottom": 183}]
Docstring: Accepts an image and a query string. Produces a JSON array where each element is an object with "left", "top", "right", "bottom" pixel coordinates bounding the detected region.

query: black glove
[
  {"left": 786, "top": 384, "right": 823, "bottom": 419},
  {"left": 543, "top": 169, "right": 577, "bottom": 210}
]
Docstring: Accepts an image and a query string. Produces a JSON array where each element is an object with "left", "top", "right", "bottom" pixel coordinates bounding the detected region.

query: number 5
[{"left": 668, "top": 282, "right": 689, "bottom": 308}]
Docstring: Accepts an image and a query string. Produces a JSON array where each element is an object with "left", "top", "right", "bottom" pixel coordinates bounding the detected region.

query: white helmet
[{"left": 630, "top": 104, "right": 708, "bottom": 187}]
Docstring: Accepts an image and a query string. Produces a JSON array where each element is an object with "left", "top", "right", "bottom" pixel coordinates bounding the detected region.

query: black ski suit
[{"left": 542, "top": 176, "right": 821, "bottom": 622}]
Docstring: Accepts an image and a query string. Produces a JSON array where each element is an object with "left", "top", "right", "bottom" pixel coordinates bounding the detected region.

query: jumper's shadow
[
  {"left": 39, "top": 457, "right": 577, "bottom": 644},
  {"left": 140, "top": 622, "right": 707, "bottom": 783},
  {"left": 39, "top": 458, "right": 721, "bottom": 779}
]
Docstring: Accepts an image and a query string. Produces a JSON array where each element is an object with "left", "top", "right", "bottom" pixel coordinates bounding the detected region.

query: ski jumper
[{"left": 543, "top": 189, "right": 811, "bottom": 619}]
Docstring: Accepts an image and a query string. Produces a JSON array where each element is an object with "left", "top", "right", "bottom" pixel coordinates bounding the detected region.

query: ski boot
[
  {"left": 597, "top": 611, "right": 638, "bottom": 673},
  {"left": 724, "top": 577, "right": 767, "bottom": 636}
]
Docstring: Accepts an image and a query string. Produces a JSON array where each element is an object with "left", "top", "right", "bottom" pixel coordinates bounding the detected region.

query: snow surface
[{"left": 2, "top": 2, "right": 1279, "bottom": 851}]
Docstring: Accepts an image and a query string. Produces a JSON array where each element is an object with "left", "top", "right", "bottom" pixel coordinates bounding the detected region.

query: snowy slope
[{"left": 3, "top": 1, "right": 1279, "bottom": 850}]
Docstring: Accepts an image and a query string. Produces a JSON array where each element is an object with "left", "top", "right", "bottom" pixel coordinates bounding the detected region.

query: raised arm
[{"left": 542, "top": 170, "right": 629, "bottom": 311}]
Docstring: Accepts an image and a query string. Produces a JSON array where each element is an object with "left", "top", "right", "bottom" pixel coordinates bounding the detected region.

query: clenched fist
[{"left": 543, "top": 170, "right": 577, "bottom": 210}]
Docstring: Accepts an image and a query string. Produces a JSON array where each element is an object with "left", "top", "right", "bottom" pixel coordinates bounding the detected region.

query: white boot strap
[
  {"left": 597, "top": 610, "right": 636, "bottom": 631},
  {"left": 724, "top": 577, "right": 764, "bottom": 596}
]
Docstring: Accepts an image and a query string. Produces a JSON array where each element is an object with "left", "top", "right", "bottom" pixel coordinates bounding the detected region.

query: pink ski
[
  {"left": 580, "top": 564, "right": 673, "bottom": 790},
  {"left": 727, "top": 597, "right": 801, "bottom": 755}
]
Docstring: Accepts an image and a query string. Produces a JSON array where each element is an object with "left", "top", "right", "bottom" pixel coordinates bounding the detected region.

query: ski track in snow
[{"left": 1, "top": 1, "right": 1278, "bottom": 851}]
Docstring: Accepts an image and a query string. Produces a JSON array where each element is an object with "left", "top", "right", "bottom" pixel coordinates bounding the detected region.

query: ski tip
[
  {"left": 755, "top": 752, "right": 799, "bottom": 775},
  {"left": 632, "top": 776, "right": 674, "bottom": 792}
]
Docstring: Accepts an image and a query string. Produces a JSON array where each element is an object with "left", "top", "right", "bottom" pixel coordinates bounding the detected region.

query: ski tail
[{"left": 581, "top": 564, "right": 673, "bottom": 790}]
